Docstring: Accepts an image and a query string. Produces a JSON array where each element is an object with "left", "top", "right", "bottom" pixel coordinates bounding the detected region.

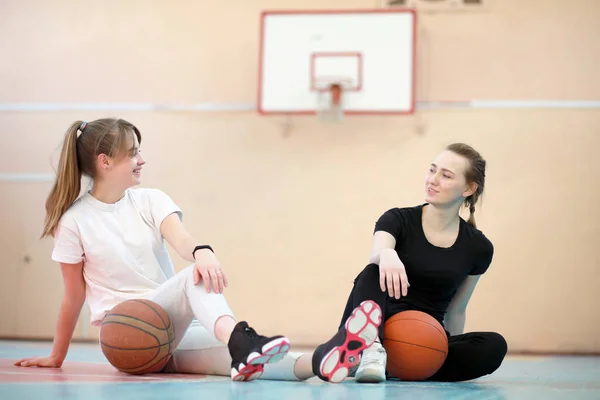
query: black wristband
[{"left": 192, "top": 245, "right": 214, "bottom": 259}]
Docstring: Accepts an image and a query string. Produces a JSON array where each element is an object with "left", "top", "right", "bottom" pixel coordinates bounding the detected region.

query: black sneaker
[
  {"left": 228, "top": 321, "right": 291, "bottom": 381},
  {"left": 312, "top": 300, "right": 381, "bottom": 383}
]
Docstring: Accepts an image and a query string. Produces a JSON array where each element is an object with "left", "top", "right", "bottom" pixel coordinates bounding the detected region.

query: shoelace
[
  {"left": 361, "top": 345, "right": 386, "bottom": 366},
  {"left": 244, "top": 326, "right": 260, "bottom": 340}
]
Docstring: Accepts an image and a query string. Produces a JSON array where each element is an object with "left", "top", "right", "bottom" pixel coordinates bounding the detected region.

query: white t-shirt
[{"left": 51, "top": 188, "right": 182, "bottom": 326}]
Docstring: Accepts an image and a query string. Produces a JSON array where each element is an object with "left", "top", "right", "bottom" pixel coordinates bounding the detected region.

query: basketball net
[{"left": 316, "top": 82, "right": 344, "bottom": 123}]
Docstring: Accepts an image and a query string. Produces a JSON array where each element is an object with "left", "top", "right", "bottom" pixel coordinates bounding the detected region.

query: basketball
[
  {"left": 383, "top": 310, "right": 449, "bottom": 381},
  {"left": 100, "top": 299, "right": 175, "bottom": 375}
]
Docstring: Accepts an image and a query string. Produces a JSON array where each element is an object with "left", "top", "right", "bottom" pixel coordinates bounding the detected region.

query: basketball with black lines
[
  {"left": 383, "top": 310, "right": 449, "bottom": 381},
  {"left": 100, "top": 299, "right": 175, "bottom": 375}
]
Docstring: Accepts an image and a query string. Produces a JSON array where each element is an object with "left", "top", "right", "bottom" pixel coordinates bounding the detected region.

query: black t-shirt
[{"left": 374, "top": 204, "right": 494, "bottom": 325}]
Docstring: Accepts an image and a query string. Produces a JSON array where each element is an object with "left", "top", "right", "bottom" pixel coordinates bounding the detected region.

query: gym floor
[{"left": 1, "top": 340, "right": 599, "bottom": 400}]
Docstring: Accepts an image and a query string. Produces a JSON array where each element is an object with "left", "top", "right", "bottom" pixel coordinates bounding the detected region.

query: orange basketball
[
  {"left": 100, "top": 299, "right": 175, "bottom": 375},
  {"left": 383, "top": 310, "right": 449, "bottom": 381}
]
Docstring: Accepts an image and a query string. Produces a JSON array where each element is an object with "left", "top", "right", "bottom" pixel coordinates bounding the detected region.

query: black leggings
[{"left": 339, "top": 264, "right": 508, "bottom": 382}]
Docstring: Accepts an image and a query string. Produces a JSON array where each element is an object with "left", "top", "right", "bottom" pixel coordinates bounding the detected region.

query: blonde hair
[
  {"left": 41, "top": 118, "right": 141, "bottom": 238},
  {"left": 445, "top": 143, "right": 486, "bottom": 228}
]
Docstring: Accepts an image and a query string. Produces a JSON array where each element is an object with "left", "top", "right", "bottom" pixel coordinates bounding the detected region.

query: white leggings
[{"left": 139, "top": 264, "right": 303, "bottom": 380}]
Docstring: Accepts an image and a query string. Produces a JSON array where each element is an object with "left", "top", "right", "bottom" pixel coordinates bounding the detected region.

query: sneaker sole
[
  {"left": 319, "top": 300, "right": 382, "bottom": 383},
  {"left": 231, "top": 337, "right": 291, "bottom": 381},
  {"left": 355, "top": 366, "right": 387, "bottom": 383}
]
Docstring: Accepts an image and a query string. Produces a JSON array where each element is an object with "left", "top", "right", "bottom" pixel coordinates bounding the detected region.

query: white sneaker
[{"left": 354, "top": 341, "right": 387, "bottom": 383}]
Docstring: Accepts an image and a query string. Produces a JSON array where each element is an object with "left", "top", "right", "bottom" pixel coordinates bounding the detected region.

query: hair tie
[{"left": 79, "top": 121, "right": 87, "bottom": 131}]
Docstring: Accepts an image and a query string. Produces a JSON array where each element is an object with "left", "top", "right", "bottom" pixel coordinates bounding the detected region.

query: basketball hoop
[
  {"left": 315, "top": 77, "right": 352, "bottom": 122},
  {"left": 259, "top": 10, "right": 416, "bottom": 116}
]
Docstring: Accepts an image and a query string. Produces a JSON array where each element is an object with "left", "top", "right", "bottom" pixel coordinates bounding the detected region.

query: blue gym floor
[{"left": 1, "top": 340, "right": 599, "bottom": 400}]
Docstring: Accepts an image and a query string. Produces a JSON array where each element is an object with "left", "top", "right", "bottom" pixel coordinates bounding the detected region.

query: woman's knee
[
  {"left": 147, "top": 264, "right": 195, "bottom": 303},
  {"left": 489, "top": 332, "right": 508, "bottom": 356},
  {"left": 176, "top": 264, "right": 196, "bottom": 286},
  {"left": 354, "top": 263, "right": 380, "bottom": 283},
  {"left": 485, "top": 332, "right": 508, "bottom": 371},
  {"left": 182, "top": 264, "right": 195, "bottom": 276}
]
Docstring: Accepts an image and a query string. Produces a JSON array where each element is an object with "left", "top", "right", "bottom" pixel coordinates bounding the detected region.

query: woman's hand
[
  {"left": 14, "top": 355, "right": 63, "bottom": 368},
  {"left": 193, "top": 248, "right": 228, "bottom": 294},
  {"left": 379, "top": 248, "right": 410, "bottom": 299}
]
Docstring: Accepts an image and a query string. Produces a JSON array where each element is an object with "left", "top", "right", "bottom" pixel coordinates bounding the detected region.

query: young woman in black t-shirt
[{"left": 311, "top": 143, "right": 508, "bottom": 383}]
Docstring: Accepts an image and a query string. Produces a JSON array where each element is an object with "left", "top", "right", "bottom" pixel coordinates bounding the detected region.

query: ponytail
[
  {"left": 41, "top": 118, "right": 142, "bottom": 238},
  {"left": 467, "top": 203, "right": 477, "bottom": 228},
  {"left": 446, "top": 143, "right": 486, "bottom": 231},
  {"left": 41, "top": 121, "right": 84, "bottom": 238}
]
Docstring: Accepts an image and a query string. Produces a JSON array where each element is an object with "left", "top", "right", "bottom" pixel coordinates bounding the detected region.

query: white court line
[
  {"left": 469, "top": 100, "right": 600, "bottom": 109},
  {"left": 2, "top": 99, "right": 599, "bottom": 184},
  {"left": 0, "top": 102, "right": 255, "bottom": 112},
  {"left": 0, "top": 370, "right": 214, "bottom": 383},
  {"left": 0, "top": 173, "right": 54, "bottom": 183},
  {"left": 0, "top": 370, "right": 162, "bottom": 380},
  {"left": 0, "top": 100, "right": 599, "bottom": 112}
]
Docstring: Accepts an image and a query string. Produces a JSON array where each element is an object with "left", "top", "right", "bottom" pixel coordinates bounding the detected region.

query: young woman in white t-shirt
[{"left": 13, "top": 118, "right": 382, "bottom": 383}]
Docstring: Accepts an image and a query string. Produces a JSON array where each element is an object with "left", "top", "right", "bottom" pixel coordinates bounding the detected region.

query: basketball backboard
[{"left": 258, "top": 9, "right": 416, "bottom": 116}]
